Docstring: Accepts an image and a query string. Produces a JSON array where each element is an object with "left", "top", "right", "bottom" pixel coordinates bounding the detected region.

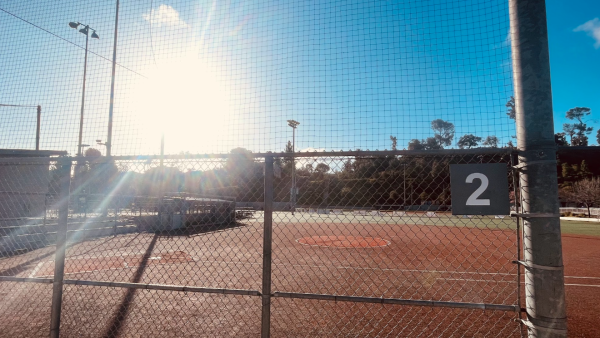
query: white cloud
[
  {"left": 574, "top": 18, "right": 600, "bottom": 49},
  {"left": 144, "top": 4, "right": 189, "bottom": 29}
]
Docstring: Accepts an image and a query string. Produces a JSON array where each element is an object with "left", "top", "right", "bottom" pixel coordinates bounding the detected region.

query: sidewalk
[{"left": 560, "top": 217, "right": 600, "bottom": 222}]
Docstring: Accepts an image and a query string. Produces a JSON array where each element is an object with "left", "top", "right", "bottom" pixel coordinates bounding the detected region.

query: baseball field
[{"left": 0, "top": 212, "right": 597, "bottom": 337}]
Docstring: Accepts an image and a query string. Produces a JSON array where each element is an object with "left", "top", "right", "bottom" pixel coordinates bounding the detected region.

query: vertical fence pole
[
  {"left": 36, "top": 105, "right": 41, "bottom": 151},
  {"left": 509, "top": 0, "right": 567, "bottom": 337},
  {"left": 50, "top": 157, "right": 72, "bottom": 338},
  {"left": 261, "top": 156, "right": 273, "bottom": 338}
]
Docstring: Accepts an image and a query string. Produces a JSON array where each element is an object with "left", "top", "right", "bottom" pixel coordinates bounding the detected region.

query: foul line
[{"left": 565, "top": 283, "right": 600, "bottom": 288}]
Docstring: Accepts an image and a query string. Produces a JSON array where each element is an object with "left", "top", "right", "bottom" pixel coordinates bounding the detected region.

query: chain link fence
[
  {"left": 0, "top": 150, "right": 525, "bottom": 337},
  {"left": 1, "top": 0, "right": 567, "bottom": 336}
]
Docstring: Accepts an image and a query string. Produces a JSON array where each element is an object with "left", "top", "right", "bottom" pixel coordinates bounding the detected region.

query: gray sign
[{"left": 450, "top": 163, "right": 510, "bottom": 215}]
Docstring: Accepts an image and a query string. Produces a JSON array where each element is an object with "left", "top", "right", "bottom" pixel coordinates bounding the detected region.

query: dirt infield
[
  {"left": 562, "top": 234, "right": 600, "bottom": 338},
  {"left": 0, "top": 213, "right": 597, "bottom": 337}
]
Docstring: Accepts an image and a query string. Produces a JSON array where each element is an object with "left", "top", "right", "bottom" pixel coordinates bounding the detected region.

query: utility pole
[
  {"left": 510, "top": 0, "right": 567, "bottom": 336},
  {"left": 68, "top": 21, "right": 99, "bottom": 156},
  {"left": 287, "top": 120, "right": 300, "bottom": 214},
  {"left": 106, "top": 0, "right": 120, "bottom": 157}
]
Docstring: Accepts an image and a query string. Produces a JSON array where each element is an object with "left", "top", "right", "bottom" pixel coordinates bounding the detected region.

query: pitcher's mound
[{"left": 297, "top": 236, "right": 390, "bottom": 248}]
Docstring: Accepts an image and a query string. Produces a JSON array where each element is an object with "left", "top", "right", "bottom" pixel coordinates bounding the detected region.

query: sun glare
[{"left": 131, "top": 55, "right": 231, "bottom": 154}]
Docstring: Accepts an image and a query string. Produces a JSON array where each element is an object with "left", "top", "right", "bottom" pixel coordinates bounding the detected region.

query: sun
[{"left": 131, "top": 54, "right": 231, "bottom": 154}]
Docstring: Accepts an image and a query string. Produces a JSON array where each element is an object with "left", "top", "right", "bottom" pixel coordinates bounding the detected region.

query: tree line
[{"left": 51, "top": 97, "right": 596, "bottom": 212}]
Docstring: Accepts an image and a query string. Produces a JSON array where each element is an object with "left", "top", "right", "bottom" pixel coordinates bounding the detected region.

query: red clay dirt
[
  {"left": 0, "top": 218, "right": 598, "bottom": 337},
  {"left": 561, "top": 234, "right": 600, "bottom": 338}
]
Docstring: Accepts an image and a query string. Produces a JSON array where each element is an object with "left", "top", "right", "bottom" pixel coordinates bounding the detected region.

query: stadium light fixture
[{"left": 70, "top": 21, "right": 99, "bottom": 156}]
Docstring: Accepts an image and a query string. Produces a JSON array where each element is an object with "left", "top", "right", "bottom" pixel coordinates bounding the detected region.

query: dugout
[
  {"left": 0, "top": 149, "right": 66, "bottom": 219},
  {"left": 134, "top": 194, "right": 236, "bottom": 232}
]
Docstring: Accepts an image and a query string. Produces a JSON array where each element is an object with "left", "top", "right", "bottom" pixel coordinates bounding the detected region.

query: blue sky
[
  {"left": 0, "top": 0, "right": 598, "bottom": 154},
  {"left": 547, "top": 0, "right": 600, "bottom": 140}
]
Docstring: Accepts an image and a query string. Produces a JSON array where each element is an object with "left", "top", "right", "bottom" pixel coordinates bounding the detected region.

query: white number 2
[{"left": 465, "top": 173, "right": 490, "bottom": 206}]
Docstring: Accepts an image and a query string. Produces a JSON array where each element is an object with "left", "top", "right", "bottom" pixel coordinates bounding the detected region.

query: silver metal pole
[
  {"left": 77, "top": 30, "right": 89, "bottom": 156},
  {"left": 261, "top": 156, "right": 273, "bottom": 338},
  {"left": 510, "top": 0, "right": 567, "bottom": 336},
  {"left": 36, "top": 105, "right": 41, "bottom": 150},
  {"left": 49, "top": 157, "right": 72, "bottom": 338},
  {"left": 160, "top": 133, "right": 164, "bottom": 167},
  {"left": 106, "top": 0, "right": 120, "bottom": 157},
  {"left": 291, "top": 127, "right": 295, "bottom": 214},
  {"left": 403, "top": 164, "right": 406, "bottom": 210}
]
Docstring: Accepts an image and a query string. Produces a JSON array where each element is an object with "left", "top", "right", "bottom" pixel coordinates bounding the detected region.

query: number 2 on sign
[{"left": 465, "top": 173, "right": 490, "bottom": 206}]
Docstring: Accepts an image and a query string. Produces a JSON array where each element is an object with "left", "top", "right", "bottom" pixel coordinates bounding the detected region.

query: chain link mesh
[
  {"left": 0, "top": 0, "right": 528, "bottom": 335},
  {"left": 0, "top": 158, "right": 59, "bottom": 337},
  {"left": 269, "top": 152, "right": 521, "bottom": 336},
  {"left": 0, "top": 151, "right": 524, "bottom": 336}
]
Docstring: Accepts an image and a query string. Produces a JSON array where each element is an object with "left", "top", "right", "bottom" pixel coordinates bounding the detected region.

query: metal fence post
[
  {"left": 261, "top": 156, "right": 273, "bottom": 338},
  {"left": 509, "top": 0, "right": 567, "bottom": 337},
  {"left": 50, "top": 157, "right": 72, "bottom": 338}
]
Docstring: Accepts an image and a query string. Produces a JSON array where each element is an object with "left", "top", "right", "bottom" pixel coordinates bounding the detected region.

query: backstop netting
[
  {"left": 0, "top": 1, "right": 526, "bottom": 337},
  {"left": 1, "top": 0, "right": 514, "bottom": 155}
]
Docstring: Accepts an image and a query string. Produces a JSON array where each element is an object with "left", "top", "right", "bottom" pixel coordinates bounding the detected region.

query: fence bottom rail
[
  {"left": 272, "top": 292, "right": 520, "bottom": 312},
  {"left": 0, "top": 276, "right": 519, "bottom": 313}
]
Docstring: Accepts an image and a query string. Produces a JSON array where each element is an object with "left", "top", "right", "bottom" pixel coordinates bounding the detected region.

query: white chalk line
[
  {"left": 27, "top": 261, "right": 46, "bottom": 278},
  {"left": 564, "top": 283, "right": 600, "bottom": 288}
]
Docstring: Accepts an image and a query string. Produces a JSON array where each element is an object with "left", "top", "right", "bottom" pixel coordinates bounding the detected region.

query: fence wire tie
[
  {"left": 510, "top": 213, "right": 560, "bottom": 218},
  {"left": 512, "top": 260, "right": 564, "bottom": 271},
  {"left": 512, "top": 159, "right": 557, "bottom": 171},
  {"left": 520, "top": 319, "right": 568, "bottom": 334}
]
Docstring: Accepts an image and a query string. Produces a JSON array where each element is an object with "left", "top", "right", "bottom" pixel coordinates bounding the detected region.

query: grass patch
[{"left": 560, "top": 220, "right": 600, "bottom": 237}]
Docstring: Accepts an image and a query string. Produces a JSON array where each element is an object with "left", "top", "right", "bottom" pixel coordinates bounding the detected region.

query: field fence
[
  {"left": 0, "top": 150, "right": 525, "bottom": 337},
  {"left": 0, "top": 0, "right": 567, "bottom": 335},
  {"left": 560, "top": 207, "right": 600, "bottom": 217}
]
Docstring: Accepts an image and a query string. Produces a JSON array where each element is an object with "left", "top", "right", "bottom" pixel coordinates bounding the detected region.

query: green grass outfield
[
  {"left": 271, "top": 211, "right": 600, "bottom": 237},
  {"left": 560, "top": 220, "right": 600, "bottom": 237}
]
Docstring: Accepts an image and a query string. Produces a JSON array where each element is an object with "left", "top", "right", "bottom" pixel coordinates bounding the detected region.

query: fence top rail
[
  {"left": 0, "top": 149, "right": 67, "bottom": 157},
  {"left": 0, "top": 146, "right": 595, "bottom": 162},
  {"left": 49, "top": 148, "right": 516, "bottom": 162}
]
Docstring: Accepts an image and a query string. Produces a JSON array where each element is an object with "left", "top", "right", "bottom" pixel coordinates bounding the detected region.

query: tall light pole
[
  {"left": 287, "top": 120, "right": 300, "bottom": 214},
  {"left": 69, "top": 22, "right": 99, "bottom": 156},
  {"left": 106, "top": 0, "right": 120, "bottom": 157}
]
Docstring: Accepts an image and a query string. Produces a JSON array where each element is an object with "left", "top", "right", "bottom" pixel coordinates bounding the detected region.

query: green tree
[
  {"left": 562, "top": 124, "right": 576, "bottom": 145},
  {"left": 562, "top": 177, "right": 600, "bottom": 217},
  {"left": 563, "top": 107, "right": 593, "bottom": 146},
  {"left": 482, "top": 135, "right": 499, "bottom": 148},
  {"left": 315, "top": 163, "right": 330, "bottom": 174},
  {"left": 506, "top": 96, "right": 516, "bottom": 120},
  {"left": 457, "top": 134, "right": 482, "bottom": 149},
  {"left": 580, "top": 160, "right": 592, "bottom": 179},
  {"left": 225, "top": 147, "right": 255, "bottom": 184},
  {"left": 390, "top": 136, "right": 398, "bottom": 150},
  {"left": 85, "top": 147, "right": 102, "bottom": 158},
  {"left": 430, "top": 119, "right": 455, "bottom": 148},
  {"left": 407, "top": 139, "right": 425, "bottom": 150},
  {"left": 561, "top": 162, "right": 573, "bottom": 180},
  {"left": 407, "top": 119, "right": 454, "bottom": 150},
  {"left": 555, "top": 133, "right": 568, "bottom": 146}
]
